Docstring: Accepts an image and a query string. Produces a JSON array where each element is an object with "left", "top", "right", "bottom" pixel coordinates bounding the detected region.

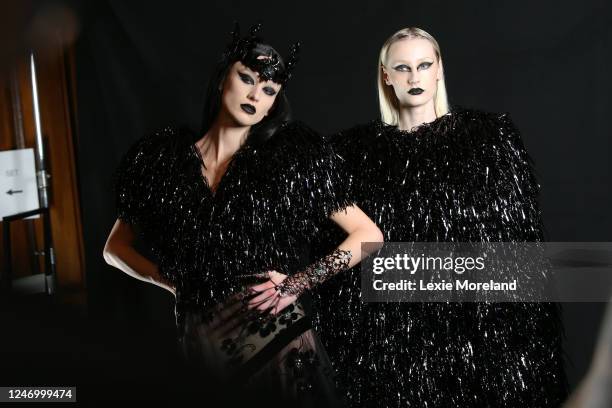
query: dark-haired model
[{"left": 103, "top": 25, "right": 382, "bottom": 406}]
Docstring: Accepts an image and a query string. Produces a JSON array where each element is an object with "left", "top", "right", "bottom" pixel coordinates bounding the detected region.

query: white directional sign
[{"left": 0, "top": 148, "right": 40, "bottom": 219}]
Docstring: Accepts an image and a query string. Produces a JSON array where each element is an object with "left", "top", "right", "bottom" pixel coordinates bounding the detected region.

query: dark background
[{"left": 4, "top": 0, "right": 611, "bottom": 404}]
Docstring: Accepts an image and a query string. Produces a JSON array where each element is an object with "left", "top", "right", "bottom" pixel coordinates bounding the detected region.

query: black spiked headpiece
[{"left": 222, "top": 22, "right": 300, "bottom": 85}]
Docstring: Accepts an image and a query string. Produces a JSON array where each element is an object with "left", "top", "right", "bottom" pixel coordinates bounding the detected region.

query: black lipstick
[
  {"left": 408, "top": 88, "right": 424, "bottom": 95},
  {"left": 240, "top": 104, "right": 256, "bottom": 115}
]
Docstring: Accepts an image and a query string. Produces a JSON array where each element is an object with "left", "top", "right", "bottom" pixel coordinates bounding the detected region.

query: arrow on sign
[{"left": 6, "top": 189, "right": 24, "bottom": 195}]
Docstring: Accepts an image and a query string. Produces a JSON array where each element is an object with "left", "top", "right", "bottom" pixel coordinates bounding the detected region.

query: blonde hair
[{"left": 377, "top": 27, "right": 450, "bottom": 125}]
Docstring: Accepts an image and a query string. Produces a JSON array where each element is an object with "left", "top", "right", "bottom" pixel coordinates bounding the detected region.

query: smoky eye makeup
[
  {"left": 263, "top": 87, "right": 277, "bottom": 96},
  {"left": 238, "top": 72, "right": 255, "bottom": 85},
  {"left": 393, "top": 61, "right": 434, "bottom": 72}
]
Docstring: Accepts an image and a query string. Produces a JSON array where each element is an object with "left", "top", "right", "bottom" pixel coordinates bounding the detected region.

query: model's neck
[
  {"left": 397, "top": 103, "right": 437, "bottom": 132},
  {"left": 198, "top": 116, "right": 250, "bottom": 165}
]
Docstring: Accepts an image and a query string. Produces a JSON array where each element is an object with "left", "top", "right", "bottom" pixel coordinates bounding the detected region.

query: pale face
[
  {"left": 382, "top": 38, "right": 442, "bottom": 109},
  {"left": 220, "top": 59, "right": 282, "bottom": 127}
]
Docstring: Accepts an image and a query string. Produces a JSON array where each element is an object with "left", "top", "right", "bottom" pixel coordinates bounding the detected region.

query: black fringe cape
[
  {"left": 312, "top": 107, "right": 568, "bottom": 407},
  {"left": 113, "top": 121, "right": 355, "bottom": 329}
]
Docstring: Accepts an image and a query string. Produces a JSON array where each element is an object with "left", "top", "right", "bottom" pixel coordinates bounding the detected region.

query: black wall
[{"left": 72, "top": 0, "right": 612, "bottom": 397}]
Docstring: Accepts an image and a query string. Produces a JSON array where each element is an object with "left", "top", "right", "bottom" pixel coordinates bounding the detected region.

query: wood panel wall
[{"left": 0, "top": 29, "right": 85, "bottom": 297}]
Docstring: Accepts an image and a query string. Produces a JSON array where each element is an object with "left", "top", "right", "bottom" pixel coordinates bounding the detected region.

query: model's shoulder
[
  {"left": 142, "top": 124, "right": 191, "bottom": 148},
  {"left": 450, "top": 106, "right": 515, "bottom": 128},
  {"left": 326, "top": 120, "right": 381, "bottom": 147},
  {"left": 448, "top": 106, "right": 519, "bottom": 142},
  {"left": 262, "top": 120, "right": 327, "bottom": 154},
  {"left": 255, "top": 120, "right": 345, "bottom": 172},
  {"left": 450, "top": 107, "right": 532, "bottom": 162},
  {"left": 124, "top": 125, "right": 174, "bottom": 153},
  {"left": 118, "top": 125, "right": 193, "bottom": 172}
]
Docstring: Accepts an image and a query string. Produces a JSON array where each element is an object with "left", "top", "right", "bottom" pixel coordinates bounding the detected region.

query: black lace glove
[{"left": 275, "top": 249, "right": 353, "bottom": 297}]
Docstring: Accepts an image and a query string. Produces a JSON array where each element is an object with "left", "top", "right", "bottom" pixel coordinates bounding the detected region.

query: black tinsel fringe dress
[
  {"left": 312, "top": 107, "right": 568, "bottom": 408},
  {"left": 113, "top": 121, "right": 354, "bottom": 406}
]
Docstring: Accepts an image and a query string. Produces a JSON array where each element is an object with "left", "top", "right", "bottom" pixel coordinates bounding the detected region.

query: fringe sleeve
[
  {"left": 265, "top": 121, "right": 357, "bottom": 224},
  {"left": 479, "top": 112, "right": 545, "bottom": 241},
  {"left": 307, "top": 124, "right": 374, "bottom": 266},
  {"left": 112, "top": 127, "right": 175, "bottom": 226},
  {"left": 325, "top": 122, "right": 378, "bottom": 207}
]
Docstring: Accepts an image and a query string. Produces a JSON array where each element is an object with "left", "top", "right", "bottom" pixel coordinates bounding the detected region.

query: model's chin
[
  {"left": 400, "top": 94, "right": 434, "bottom": 107},
  {"left": 230, "top": 110, "right": 263, "bottom": 127}
]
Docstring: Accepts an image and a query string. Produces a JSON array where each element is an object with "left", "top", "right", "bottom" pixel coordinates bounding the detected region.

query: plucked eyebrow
[
  {"left": 391, "top": 57, "right": 434, "bottom": 64},
  {"left": 263, "top": 84, "right": 280, "bottom": 92},
  {"left": 238, "top": 63, "right": 256, "bottom": 74},
  {"left": 237, "top": 63, "right": 282, "bottom": 90}
]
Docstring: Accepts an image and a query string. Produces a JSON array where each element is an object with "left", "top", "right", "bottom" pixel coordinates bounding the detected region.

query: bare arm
[
  {"left": 326, "top": 204, "right": 384, "bottom": 269},
  {"left": 103, "top": 219, "right": 176, "bottom": 296},
  {"left": 249, "top": 204, "right": 383, "bottom": 313}
]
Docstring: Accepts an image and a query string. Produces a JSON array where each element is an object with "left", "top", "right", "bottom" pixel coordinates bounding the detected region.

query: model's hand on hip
[{"left": 247, "top": 271, "right": 298, "bottom": 315}]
